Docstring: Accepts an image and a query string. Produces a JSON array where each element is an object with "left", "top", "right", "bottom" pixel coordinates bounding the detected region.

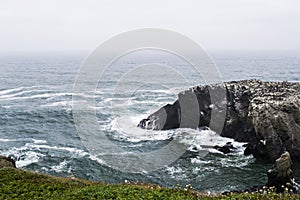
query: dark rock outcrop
[
  {"left": 138, "top": 80, "right": 300, "bottom": 162},
  {"left": 266, "top": 151, "right": 296, "bottom": 192},
  {"left": 0, "top": 155, "right": 16, "bottom": 168},
  {"left": 213, "top": 142, "right": 237, "bottom": 154}
]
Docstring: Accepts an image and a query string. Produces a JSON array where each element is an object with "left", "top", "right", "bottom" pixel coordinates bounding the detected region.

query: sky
[{"left": 0, "top": 0, "right": 300, "bottom": 52}]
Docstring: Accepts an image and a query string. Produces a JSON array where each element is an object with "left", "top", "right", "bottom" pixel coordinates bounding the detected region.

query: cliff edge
[{"left": 138, "top": 80, "right": 300, "bottom": 162}]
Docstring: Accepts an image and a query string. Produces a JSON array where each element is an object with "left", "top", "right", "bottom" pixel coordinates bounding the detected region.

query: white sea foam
[
  {"left": 41, "top": 101, "right": 72, "bottom": 107},
  {"left": 178, "top": 128, "right": 246, "bottom": 154},
  {"left": 108, "top": 116, "right": 172, "bottom": 142},
  {"left": 1, "top": 145, "right": 45, "bottom": 168},
  {"left": 0, "top": 138, "right": 47, "bottom": 144},
  {"left": 0, "top": 86, "right": 45, "bottom": 96},
  {"left": 164, "top": 166, "right": 187, "bottom": 179},
  {"left": 89, "top": 155, "right": 106, "bottom": 165},
  {"left": 24, "top": 143, "right": 88, "bottom": 157},
  {"left": 72, "top": 92, "right": 96, "bottom": 99},
  {"left": 41, "top": 167, "right": 49, "bottom": 172},
  {"left": 0, "top": 138, "right": 14, "bottom": 142},
  {"left": 16, "top": 151, "right": 44, "bottom": 168},
  {"left": 190, "top": 158, "right": 212, "bottom": 165},
  {"left": 32, "top": 139, "right": 47, "bottom": 144},
  {"left": 108, "top": 116, "right": 246, "bottom": 153},
  {"left": 218, "top": 155, "right": 254, "bottom": 168},
  {"left": 105, "top": 115, "right": 249, "bottom": 174},
  {"left": 24, "top": 92, "right": 72, "bottom": 99},
  {"left": 0, "top": 87, "right": 25, "bottom": 95},
  {"left": 50, "top": 160, "right": 70, "bottom": 173},
  {"left": 0, "top": 139, "right": 89, "bottom": 168},
  {"left": 106, "top": 114, "right": 246, "bottom": 156},
  {"left": 0, "top": 90, "right": 32, "bottom": 99},
  {"left": 0, "top": 92, "right": 72, "bottom": 101}
]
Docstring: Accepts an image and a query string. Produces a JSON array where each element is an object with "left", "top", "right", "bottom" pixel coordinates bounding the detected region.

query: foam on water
[
  {"left": 0, "top": 90, "right": 35, "bottom": 99},
  {"left": 24, "top": 144, "right": 89, "bottom": 158},
  {"left": 108, "top": 115, "right": 246, "bottom": 153},
  {"left": 164, "top": 166, "right": 187, "bottom": 179},
  {"left": 0, "top": 85, "right": 50, "bottom": 96},
  {"left": 0, "top": 137, "right": 89, "bottom": 169},
  {"left": 16, "top": 151, "right": 45, "bottom": 168},
  {"left": 178, "top": 128, "right": 246, "bottom": 153},
  {"left": 3, "top": 92, "right": 73, "bottom": 101},
  {"left": 0, "top": 87, "right": 30, "bottom": 95},
  {"left": 109, "top": 115, "right": 173, "bottom": 142},
  {"left": 0, "top": 85, "right": 73, "bottom": 102},
  {"left": 50, "top": 160, "right": 70, "bottom": 173},
  {"left": 0, "top": 138, "right": 47, "bottom": 143},
  {"left": 41, "top": 101, "right": 72, "bottom": 107},
  {"left": 89, "top": 155, "right": 106, "bottom": 165}
]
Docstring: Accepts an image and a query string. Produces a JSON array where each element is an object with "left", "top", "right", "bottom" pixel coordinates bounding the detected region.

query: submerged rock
[
  {"left": 0, "top": 155, "right": 16, "bottom": 168},
  {"left": 213, "top": 142, "right": 237, "bottom": 154},
  {"left": 138, "top": 80, "right": 300, "bottom": 162}
]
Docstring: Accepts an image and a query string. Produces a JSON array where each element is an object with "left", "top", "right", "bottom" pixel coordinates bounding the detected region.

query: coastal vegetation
[{"left": 0, "top": 167, "right": 299, "bottom": 200}]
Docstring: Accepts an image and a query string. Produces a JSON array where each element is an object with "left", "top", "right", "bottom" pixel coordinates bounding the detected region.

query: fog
[{"left": 1, "top": 0, "right": 300, "bottom": 52}]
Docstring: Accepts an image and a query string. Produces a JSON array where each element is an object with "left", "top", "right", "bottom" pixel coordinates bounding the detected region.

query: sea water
[{"left": 0, "top": 50, "right": 299, "bottom": 192}]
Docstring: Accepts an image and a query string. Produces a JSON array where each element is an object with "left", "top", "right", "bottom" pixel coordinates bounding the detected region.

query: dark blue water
[{"left": 0, "top": 50, "right": 299, "bottom": 192}]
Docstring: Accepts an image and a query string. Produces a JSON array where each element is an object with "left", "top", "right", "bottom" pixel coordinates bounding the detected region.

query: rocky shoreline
[
  {"left": 138, "top": 80, "right": 300, "bottom": 163},
  {"left": 223, "top": 151, "right": 299, "bottom": 194},
  {"left": 1, "top": 152, "right": 298, "bottom": 195}
]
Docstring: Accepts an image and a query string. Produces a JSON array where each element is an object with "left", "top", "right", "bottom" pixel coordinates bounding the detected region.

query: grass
[{"left": 0, "top": 167, "right": 299, "bottom": 199}]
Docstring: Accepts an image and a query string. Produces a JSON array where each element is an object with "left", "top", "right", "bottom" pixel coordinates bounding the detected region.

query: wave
[
  {"left": 108, "top": 116, "right": 246, "bottom": 149},
  {"left": 17, "top": 151, "right": 44, "bottom": 168},
  {"left": 1, "top": 92, "right": 72, "bottom": 101},
  {"left": 108, "top": 115, "right": 173, "bottom": 142},
  {"left": 0, "top": 85, "right": 47, "bottom": 95},
  {"left": 49, "top": 160, "right": 70, "bottom": 173},
  {"left": 24, "top": 143, "right": 89, "bottom": 157},
  {"left": 0, "top": 138, "right": 89, "bottom": 168},
  {"left": 0, "top": 85, "right": 74, "bottom": 102},
  {"left": 0, "top": 87, "right": 33, "bottom": 95},
  {"left": 0, "top": 90, "right": 37, "bottom": 99},
  {"left": 0, "top": 138, "right": 47, "bottom": 144},
  {"left": 41, "top": 101, "right": 72, "bottom": 107}
]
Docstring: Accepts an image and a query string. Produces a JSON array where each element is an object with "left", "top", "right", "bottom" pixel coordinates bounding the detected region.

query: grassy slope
[{"left": 0, "top": 167, "right": 299, "bottom": 200}]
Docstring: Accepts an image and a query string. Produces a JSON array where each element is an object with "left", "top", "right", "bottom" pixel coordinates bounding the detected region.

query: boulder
[
  {"left": 138, "top": 80, "right": 300, "bottom": 163},
  {"left": 0, "top": 155, "right": 16, "bottom": 168},
  {"left": 266, "top": 151, "right": 297, "bottom": 192}
]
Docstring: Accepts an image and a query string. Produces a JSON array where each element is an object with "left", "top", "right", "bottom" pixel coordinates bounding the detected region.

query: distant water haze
[{"left": 0, "top": 0, "right": 300, "bottom": 52}]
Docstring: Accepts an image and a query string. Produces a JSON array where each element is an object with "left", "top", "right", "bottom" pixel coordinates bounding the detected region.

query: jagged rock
[
  {"left": 138, "top": 80, "right": 300, "bottom": 162},
  {"left": 213, "top": 142, "right": 237, "bottom": 154},
  {"left": 266, "top": 151, "right": 297, "bottom": 192},
  {"left": 0, "top": 155, "right": 16, "bottom": 168}
]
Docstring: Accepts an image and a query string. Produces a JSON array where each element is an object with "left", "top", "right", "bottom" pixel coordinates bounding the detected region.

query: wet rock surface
[
  {"left": 213, "top": 142, "right": 237, "bottom": 154},
  {"left": 138, "top": 80, "right": 300, "bottom": 162}
]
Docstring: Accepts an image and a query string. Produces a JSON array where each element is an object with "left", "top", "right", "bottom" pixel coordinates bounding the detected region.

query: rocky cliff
[{"left": 138, "top": 80, "right": 300, "bottom": 162}]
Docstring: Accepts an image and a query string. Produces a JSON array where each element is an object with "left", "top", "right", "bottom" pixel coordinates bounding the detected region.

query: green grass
[{"left": 0, "top": 167, "right": 299, "bottom": 199}]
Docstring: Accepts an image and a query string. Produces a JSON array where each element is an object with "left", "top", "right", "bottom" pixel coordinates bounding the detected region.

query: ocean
[{"left": 0, "top": 50, "right": 299, "bottom": 192}]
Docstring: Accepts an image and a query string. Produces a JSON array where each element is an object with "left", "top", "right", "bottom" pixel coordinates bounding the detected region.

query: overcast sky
[{"left": 1, "top": 0, "right": 300, "bottom": 52}]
